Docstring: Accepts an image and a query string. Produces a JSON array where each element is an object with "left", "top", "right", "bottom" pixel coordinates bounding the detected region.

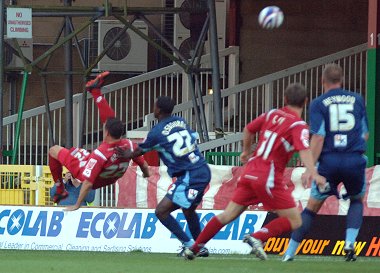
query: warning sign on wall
[{"left": 6, "top": 8, "right": 32, "bottom": 39}]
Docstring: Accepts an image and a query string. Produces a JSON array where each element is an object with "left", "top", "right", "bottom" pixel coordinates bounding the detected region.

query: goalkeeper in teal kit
[
  {"left": 284, "top": 64, "right": 369, "bottom": 262},
  {"left": 116, "top": 96, "right": 211, "bottom": 257}
]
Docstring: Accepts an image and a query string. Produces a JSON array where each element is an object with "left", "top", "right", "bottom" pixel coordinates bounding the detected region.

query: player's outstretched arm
[
  {"left": 240, "top": 127, "right": 254, "bottom": 164},
  {"left": 364, "top": 132, "right": 369, "bottom": 142},
  {"left": 140, "top": 161, "right": 150, "bottom": 178},
  {"left": 310, "top": 134, "right": 324, "bottom": 164},
  {"left": 84, "top": 188, "right": 96, "bottom": 204},
  {"left": 115, "top": 146, "right": 144, "bottom": 160},
  {"left": 299, "top": 134, "right": 324, "bottom": 187},
  {"left": 298, "top": 149, "right": 326, "bottom": 188},
  {"left": 115, "top": 146, "right": 132, "bottom": 159},
  {"left": 64, "top": 181, "right": 93, "bottom": 211}
]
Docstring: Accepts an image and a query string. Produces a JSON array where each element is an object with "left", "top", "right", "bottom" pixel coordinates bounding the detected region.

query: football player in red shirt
[
  {"left": 49, "top": 72, "right": 150, "bottom": 209},
  {"left": 184, "top": 83, "right": 326, "bottom": 260}
]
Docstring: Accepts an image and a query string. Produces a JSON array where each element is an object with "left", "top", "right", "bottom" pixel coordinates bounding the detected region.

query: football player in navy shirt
[
  {"left": 116, "top": 96, "right": 211, "bottom": 257},
  {"left": 284, "top": 64, "right": 369, "bottom": 262}
]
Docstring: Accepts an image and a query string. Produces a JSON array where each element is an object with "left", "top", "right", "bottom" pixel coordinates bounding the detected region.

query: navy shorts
[
  {"left": 311, "top": 152, "right": 367, "bottom": 200},
  {"left": 166, "top": 164, "right": 211, "bottom": 209}
]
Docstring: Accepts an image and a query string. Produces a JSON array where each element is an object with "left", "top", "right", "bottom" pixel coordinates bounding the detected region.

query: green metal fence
[
  {"left": 205, "top": 152, "right": 242, "bottom": 166},
  {"left": 205, "top": 151, "right": 302, "bottom": 167}
]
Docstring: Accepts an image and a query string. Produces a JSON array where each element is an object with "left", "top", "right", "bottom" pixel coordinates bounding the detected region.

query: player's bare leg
[
  {"left": 184, "top": 201, "right": 246, "bottom": 260},
  {"left": 276, "top": 207, "right": 303, "bottom": 230},
  {"left": 283, "top": 198, "right": 324, "bottom": 261},
  {"left": 155, "top": 197, "right": 196, "bottom": 256}
]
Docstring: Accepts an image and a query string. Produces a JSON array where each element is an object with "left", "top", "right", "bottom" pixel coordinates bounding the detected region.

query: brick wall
[
  {"left": 3, "top": 0, "right": 369, "bottom": 114},
  {"left": 4, "top": 0, "right": 164, "bottom": 114},
  {"left": 239, "top": 0, "right": 368, "bottom": 82}
]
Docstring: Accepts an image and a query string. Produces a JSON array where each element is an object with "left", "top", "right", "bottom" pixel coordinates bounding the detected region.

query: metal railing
[
  {"left": 2, "top": 46, "right": 240, "bottom": 166},
  {"left": 1, "top": 47, "right": 239, "bottom": 206},
  {"left": 1, "top": 44, "right": 367, "bottom": 206},
  {"left": 160, "top": 43, "right": 367, "bottom": 153}
]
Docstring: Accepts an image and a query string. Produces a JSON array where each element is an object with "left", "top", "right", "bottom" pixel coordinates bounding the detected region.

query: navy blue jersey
[
  {"left": 139, "top": 116, "right": 207, "bottom": 177},
  {"left": 309, "top": 88, "right": 368, "bottom": 154}
]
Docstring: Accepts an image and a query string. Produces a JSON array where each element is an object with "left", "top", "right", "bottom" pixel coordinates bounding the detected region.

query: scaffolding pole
[
  {"left": 64, "top": 0, "right": 74, "bottom": 148},
  {"left": 208, "top": 0, "right": 223, "bottom": 134},
  {"left": 0, "top": 1, "right": 4, "bottom": 163},
  {"left": 1, "top": 2, "right": 216, "bottom": 162}
]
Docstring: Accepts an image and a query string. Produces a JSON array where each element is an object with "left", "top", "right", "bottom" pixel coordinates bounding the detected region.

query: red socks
[
  {"left": 251, "top": 217, "right": 292, "bottom": 243},
  {"left": 49, "top": 155, "right": 64, "bottom": 194},
  {"left": 89, "top": 87, "right": 102, "bottom": 99},
  {"left": 191, "top": 216, "right": 291, "bottom": 253},
  {"left": 90, "top": 88, "right": 116, "bottom": 124},
  {"left": 192, "top": 216, "right": 225, "bottom": 253}
]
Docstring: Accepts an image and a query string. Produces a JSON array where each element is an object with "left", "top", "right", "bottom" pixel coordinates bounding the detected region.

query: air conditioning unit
[
  {"left": 4, "top": 37, "right": 33, "bottom": 69},
  {"left": 97, "top": 20, "right": 148, "bottom": 72},
  {"left": 174, "top": 0, "right": 226, "bottom": 59}
]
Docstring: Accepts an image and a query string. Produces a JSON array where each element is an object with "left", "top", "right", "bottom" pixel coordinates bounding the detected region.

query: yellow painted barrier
[
  {"left": 40, "top": 166, "right": 55, "bottom": 206},
  {"left": 0, "top": 189, "right": 24, "bottom": 204},
  {"left": 0, "top": 165, "right": 54, "bottom": 205}
]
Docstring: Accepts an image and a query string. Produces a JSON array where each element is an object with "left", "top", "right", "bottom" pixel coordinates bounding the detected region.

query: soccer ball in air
[{"left": 258, "top": 6, "right": 284, "bottom": 29}]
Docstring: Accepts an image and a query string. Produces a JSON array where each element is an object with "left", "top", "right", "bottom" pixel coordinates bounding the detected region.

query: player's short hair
[
  {"left": 105, "top": 117, "right": 124, "bottom": 139},
  {"left": 284, "top": 83, "right": 307, "bottom": 108},
  {"left": 322, "top": 63, "right": 343, "bottom": 84},
  {"left": 156, "top": 96, "right": 175, "bottom": 114}
]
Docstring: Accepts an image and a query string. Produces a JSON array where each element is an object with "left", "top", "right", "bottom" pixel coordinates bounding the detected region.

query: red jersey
[
  {"left": 73, "top": 139, "right": 145, "bottom": 189},
  {"left": 232, "top": 107, "right": 309, "bottom": 210},
  {"left": 246, "top": 107, "right": 310, "bottom": 175}
]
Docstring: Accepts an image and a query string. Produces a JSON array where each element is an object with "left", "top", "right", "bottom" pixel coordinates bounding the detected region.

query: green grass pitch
[{"left": 1, "top": 250, "right": 379, "bottom": 273}]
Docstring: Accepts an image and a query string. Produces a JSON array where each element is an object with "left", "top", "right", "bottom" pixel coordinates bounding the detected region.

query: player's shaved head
[
  {"left": 105, "top": 117, "right": 124, "bottom": 139},
  {"left": 284, "top": 83, "right": 307, "bottom": 108},
  {"left": 156, "top": 96, "right": 175, "bottom": 114},
  {"left": 322, "top": 63, "right": 343, "bottom": 84}
]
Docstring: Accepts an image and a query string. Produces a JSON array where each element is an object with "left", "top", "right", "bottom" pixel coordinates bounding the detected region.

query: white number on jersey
[
  {"left": 167, "top": 130, "right": 196, "bottom": 157},
  {"left": 257, "top": 130, "right": 278, "bottom": 160},
  {"left": 73, "top": 148, "right": 90, "bottom": 161},
  {"left": 329, "top": 104, "right": 355, "bottom": 132},
  {"left": 167, "top": 183, "right": 176, "bottom": 195}
]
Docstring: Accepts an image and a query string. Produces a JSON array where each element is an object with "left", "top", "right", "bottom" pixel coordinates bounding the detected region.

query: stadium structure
[{"left": 0, "top": 0, "right": 380, "bottom": 267}]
